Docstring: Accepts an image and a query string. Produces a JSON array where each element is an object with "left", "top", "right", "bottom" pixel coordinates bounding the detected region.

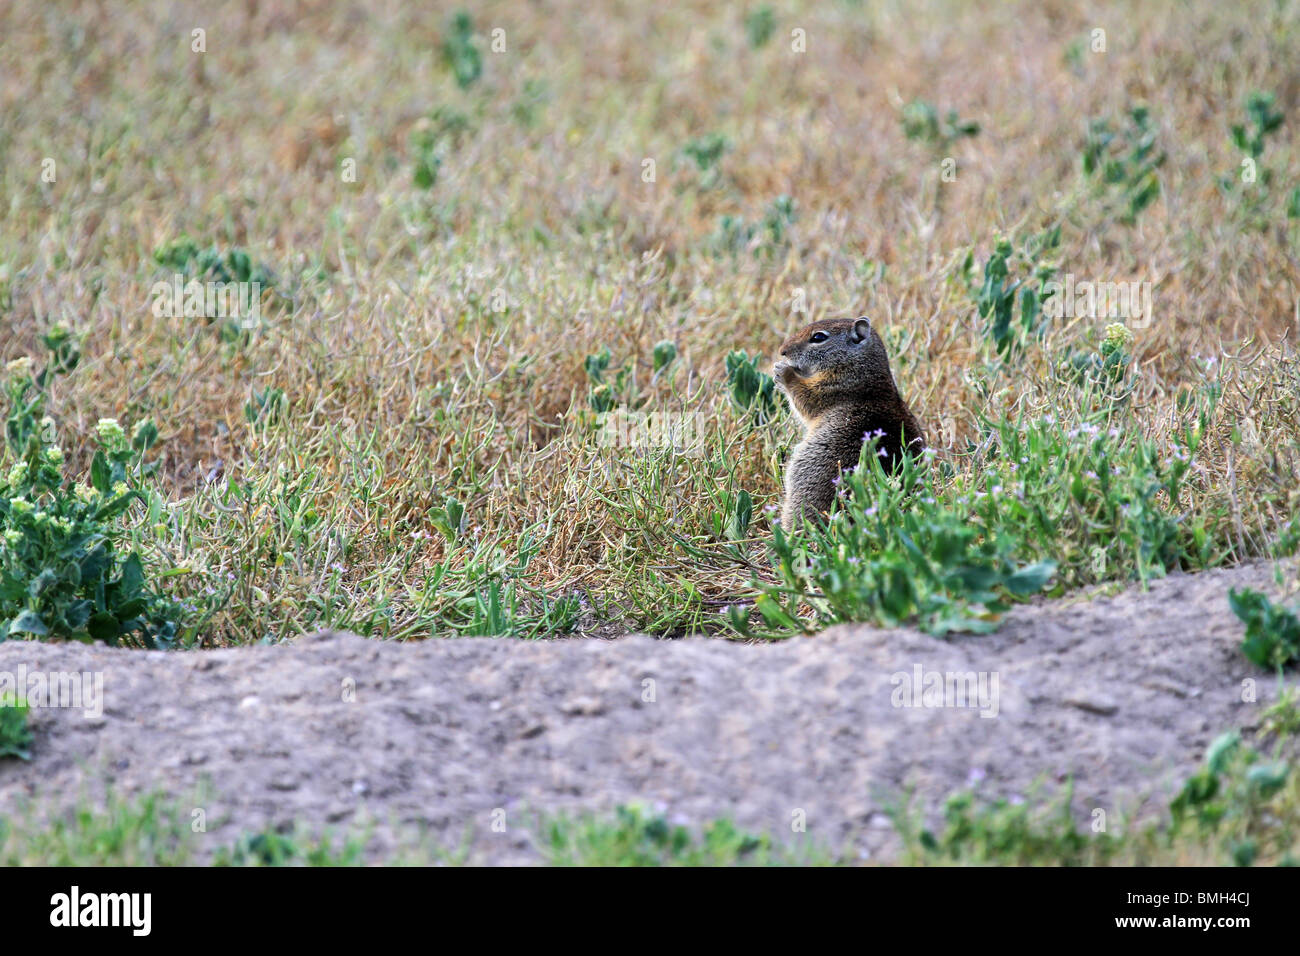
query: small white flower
[{"left": 96, "top": 418, "right": 126, "bottom": 446}]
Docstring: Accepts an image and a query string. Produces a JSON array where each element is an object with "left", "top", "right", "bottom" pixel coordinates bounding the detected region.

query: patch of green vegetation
[
  {"left": 708, "top": 196, "right": 797, "bottom": 257},
  {"left": 3, "top": 791, "right": 830, "bottom": 866},
  {"left": 745, "top": 437, "right": 1056, "bottom": 637},
  {"left": 894, "top": 784, "right": 1120, "bottom": 865},
  {"left": 0, "top": 792, "right": 373, "bottom": 866},
  {"left": 968, "top": 228, "right": 1060, "bottom": 360},
  {"left": 584, "top": 346, "right": 644, "bottom": 414},
  {"left": 214, "top": 828, "right": 369, "bottom": 866},
  {"left": 680, "top": 132, "right": 730, "bottom": 189},
  {"left": 744, "top": 6, "right": 777, "bottom": 49},
  {"left": 151, "top": 238, "right": 279, "bottom": 341},
  {"left": 896, "top": 728, "right": 1299, "bottom": 866},
  {"left": 510, "top": 78, "right": 550, "bottom": 128},
  {"left": 542, "top": 804, "right": 831, "bottom": 865},
  {"left": 409, "top": 107, "right": 474, "bottom": 190},
  {"left": 1, "top": 332, "right": 179, "bottom": 647},
  {"left": 743, "top": 388, "right": 1216, "bottom": 637},
  {"left": 1061, "top": 322, "right": 1135, "bottom": 398},
  {"left": 1082, "top": 104, "right": 1166, "bottom": 225},
  {"left": 152, "top": 238, "right": 276, "bottom": 288},
  {"left": 0, "top": 791, "right": 196, "bottom": 866},
  {"left": 0, "top": 694, "right": 32, "bottom": 760},
  {"left": 902, "top": 99, "right": 981, "bottom": 151},
  {"left": 724, "top": 349, "right": 780, "bottom": 427},
  {"left": 1262, "top": 688, "right": 1300, "bottom": 738},
  {"left": 442, "top": 11, "right": 482, "bottom": 90},
  {"left": 709, "top": 213, "right": 753, "bottom": 254},
  {"left": 1230, "top": 587, "right": 1300, "bottom": 669},
  {"left": 186, "top": 469, "right": 580, "bottom": 640},
  {"left": 243, "top": 385, "right": 287, "bottom": 426},
  {"left": 761, "top": 194, "right": 797, "bottom": 247},
  {"left": 1220, "top": 91, "right": 1299, "bottom": 233},
  {"left": 1231, "top": 91, "right": 1284, "bottom": 173},
  {"left": 1166, "top": 731, "right": 1295, "bottom": 866}
]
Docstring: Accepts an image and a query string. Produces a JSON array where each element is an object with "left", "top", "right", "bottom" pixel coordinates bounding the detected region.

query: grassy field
[{"left": 1, "top": 0, "right": 1299, "bottom": 646}]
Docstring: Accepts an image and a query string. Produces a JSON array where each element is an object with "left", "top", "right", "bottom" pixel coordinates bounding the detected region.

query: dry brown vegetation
[{"left": 1, "top": 0, "right": 1298, "bottom": 642}]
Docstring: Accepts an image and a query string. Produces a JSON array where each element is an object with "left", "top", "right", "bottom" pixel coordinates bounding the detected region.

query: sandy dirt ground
[{"left": 0, "top": 560, "right": 1291, "bottom": 863}]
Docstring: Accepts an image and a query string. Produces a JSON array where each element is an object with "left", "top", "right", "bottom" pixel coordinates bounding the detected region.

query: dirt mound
[{"left": 0, "top": 561, "right": 1288, "bottom": 863}]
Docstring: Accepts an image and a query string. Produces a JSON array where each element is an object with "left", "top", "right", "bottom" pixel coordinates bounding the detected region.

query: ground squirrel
[{"left": 773, "top": 316, "right": 925, "bottom": 529}]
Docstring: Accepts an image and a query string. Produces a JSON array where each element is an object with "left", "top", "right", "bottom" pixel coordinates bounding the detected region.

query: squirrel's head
[{"left": 773, "top": 316, "right": 897, "bottom": 421}]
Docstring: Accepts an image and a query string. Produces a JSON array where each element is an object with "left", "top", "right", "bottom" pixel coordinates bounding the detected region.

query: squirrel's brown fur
[{"left": 773, "top": 316, "right": 924, "bottom": 528}]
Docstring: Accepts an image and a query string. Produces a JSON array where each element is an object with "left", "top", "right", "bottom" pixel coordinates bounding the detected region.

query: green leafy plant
[
  {"left": 153, "top": 238, "right": 276, "bottom": 288},
  {"left": 1229, "top": 587, "right": 1300, "bottom": 669},
  {"left": 1231, "top": 91, "right": 1284, "bottom": 166},
  {"left": 680, "top": 132, "right": 730, "bottom": 189},
  {"left": 543, "top": 804, "right": 822, "bottom": 866},
  {"left": 1220, "top": 91, "right": 1298, "bottom": 233},
  {"left": 708, "top": 196, "right": 796, "bottom": 258},
  {"left": 744, "top": 6, "right": 777, "bottom": 49},
  {"left": 761, "top": 194, "right": 796, "bottom": 248},
  {"left": 583, "top": 346, "right": 642, "bottom": 413},
  {"left": 971, "top": 228, "right": 1060, "bottom": 360},
  {"left": 151, "top": 238, "right": 278, "bottom": 340},
  {"left": 902, "top": 100, "right": 980, "bottom": 151},
  {"left": 408, "top": 107, "right": 474, "bottom": 191},
  {"left": 710, "top": 214, "right": 754, "bottom": 255},
  {"left": 244, "top": 386, "right": 287, "bottom": 425},
  {"left": 1061, "top": 322, "right": 1135, "bottom": 397},
  {"left": 215, "top": 828, "right": 368, "bottom": 866},
  {"left": 1082, "top": 104, "right": 1166, "bottom": 225},
  {"left": 895, "top": 730, "right": 1297, "bottom": 866},
  {"left": 0, "top": 335, "right": 178, "bottom": 646},
  {"left": 896, "top": 783, "right": 1117, "bottom": 866},
  {"left": 1168, "top": 731, "right": 1291, "bottom": 864},
  {"left": 754, "top": 439, "right": 1057, "bottom": 636},
  {"left": 745, "top": 395, "right": 1215, "bottom": 638},
  {"left": 724, "top": 350, "right": 780, "bottom": 426},
  {"left": 411, "top": 135, "right": 442, "bottom": 189},
  {"left": 652, "top": 340, "right": 678, "bottom": 374},
  {"left": 441, "top": 11, "right": 482, "bottom": 90},
  {"left": 0, "top": 695, "right": 32, "bottom": 760}
]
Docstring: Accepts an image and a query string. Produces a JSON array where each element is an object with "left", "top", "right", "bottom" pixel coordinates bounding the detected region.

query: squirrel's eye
[{"left": 810, "top": 331, "right": 829, "bottom": 343}]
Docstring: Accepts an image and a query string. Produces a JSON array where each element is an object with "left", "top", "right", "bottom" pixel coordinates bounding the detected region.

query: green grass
[
  {"left": 540, "top": 805, "right": 833, "bottom": 866},
  {"left": 0, "top": 694, "right": 32, "bottom": 761}
]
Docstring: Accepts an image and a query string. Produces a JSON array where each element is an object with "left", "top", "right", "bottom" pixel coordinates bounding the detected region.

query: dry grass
[{"left": 1, "top": 0, "right": 1298, "bottom": 642}]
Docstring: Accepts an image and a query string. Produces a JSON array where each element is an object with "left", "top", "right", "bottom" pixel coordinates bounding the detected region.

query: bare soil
[{"left": 0, "top": 561, "right": 1290, "bottom": 863}]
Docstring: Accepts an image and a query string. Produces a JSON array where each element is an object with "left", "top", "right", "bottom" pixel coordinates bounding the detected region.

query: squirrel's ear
[{"left": 849, "top": 317, "right": 871, "bottom": 343}]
